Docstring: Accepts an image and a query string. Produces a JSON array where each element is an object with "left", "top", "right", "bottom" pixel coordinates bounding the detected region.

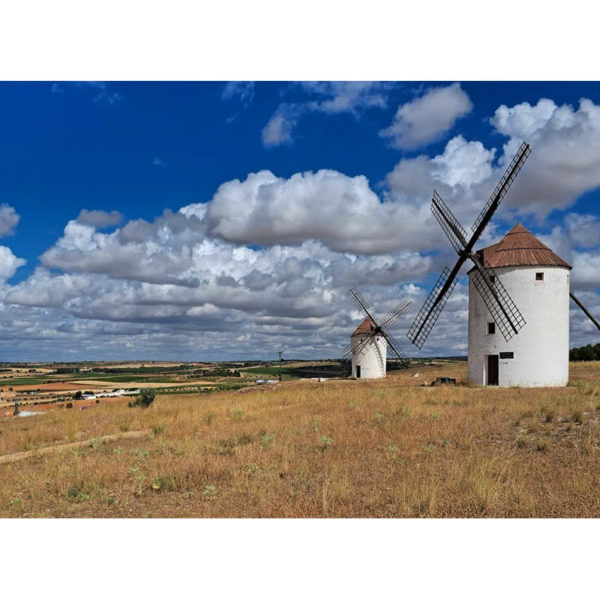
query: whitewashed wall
[
  {"left": 467, "top": 265, "right": 570, "bottom": 387},
  {"left": 351, "top": 334, "right": 387, "bottom": 379}
]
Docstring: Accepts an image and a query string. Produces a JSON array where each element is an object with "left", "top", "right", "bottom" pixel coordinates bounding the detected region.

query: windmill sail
[
  {"left": 570, "top": 292, "right": 600, "bottom": 331},
  {"left": 432, "top": 190, "right": 468, "bottom": 253},
  {"left": 471, "top": 142, "right": 531, "bottom": 233},
  {"left": 347, "top": 288, "right": 378, "bottom": 324},
  {"left": 342, "top": 332, "right": 375, "bottom": 360},
  {"left": 407, "top": 267, "right": 459, "bottom": 349},
  {"left": 407, "top": 142, "right": 532, "bottom": 349},
  {"left": 379, "top": 298, "right": 414, "bottom": 330},
  {"left": 470, "top": 260, "right": 526, "bottom": 341},
  {"left": 381, "top": 329, "right": 410, "bottom": 368}
]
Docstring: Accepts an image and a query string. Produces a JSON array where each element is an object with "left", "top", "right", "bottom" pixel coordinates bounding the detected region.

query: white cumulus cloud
[
  {"left": 380, "top": 83, "right": 473, "bottom": 149},
  {"left": 0, "top": 246, "right": 25, "bottom": 281},
  {"left": 205, "top": 169, "right": 440, "bottom": 254},
  {"left": 492, "top": 98, "right": 600, "bottom": 217}
]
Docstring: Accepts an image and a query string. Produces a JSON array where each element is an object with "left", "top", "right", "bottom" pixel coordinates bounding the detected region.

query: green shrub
[
  {"left": 129, "top": 388, "right": 156, "bottom": 408},
  {"left": 259, "top": 432, "right": 276, "bottom": 448}
]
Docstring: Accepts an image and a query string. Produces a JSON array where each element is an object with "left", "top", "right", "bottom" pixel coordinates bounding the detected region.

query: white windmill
[
  {"left": 344, "top": 288, "right": 413, "bottom": 379},
  {"left": 407, "top": 142, "right": 600, "bottom": 387},
  {"left": 467, "top": 223, "right": 571, "bottom": 386}
]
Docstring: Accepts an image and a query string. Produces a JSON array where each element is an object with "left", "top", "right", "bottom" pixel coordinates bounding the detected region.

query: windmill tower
[
  {"left": 467, "top": 223, "right": 571, "bottom": 386},
  {"left": 407, "top": 141, "right": 600, "bottom": 387},
  {"left": 350, "top": 317, "right": 388, "bottom": 379},
  {"left": 345, "top": 288, "right": 412, "bottom": 379}
]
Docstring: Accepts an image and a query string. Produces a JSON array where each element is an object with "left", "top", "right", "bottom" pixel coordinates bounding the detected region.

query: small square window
[
  {"left": 536, "top": 272, "right": 544, "bottom": 281},
  {"left": 489, "top": 275, "right": 496, "bottom": 285},
  {"left": 488, "top": 322, "right": 496, "bottom": 334}
]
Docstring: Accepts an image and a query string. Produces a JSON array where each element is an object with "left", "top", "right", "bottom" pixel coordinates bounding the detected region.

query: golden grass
[{"left": 1, "top": 361, "right": 600, "bottom": 518}]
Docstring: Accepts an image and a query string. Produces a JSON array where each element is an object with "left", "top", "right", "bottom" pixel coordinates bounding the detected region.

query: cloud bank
[{"left": 2, "top": 94, "right": 600, "bottom": 360}]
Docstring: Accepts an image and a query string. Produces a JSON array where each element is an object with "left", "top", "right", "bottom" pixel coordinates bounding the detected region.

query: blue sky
[{"left": 1, "top": 81, "right": 600, "bottom": 361}]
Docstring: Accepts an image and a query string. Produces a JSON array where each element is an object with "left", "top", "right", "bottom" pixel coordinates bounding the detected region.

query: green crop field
[{"left": 0, "top": 377, "right": 55, "bottom": 387}]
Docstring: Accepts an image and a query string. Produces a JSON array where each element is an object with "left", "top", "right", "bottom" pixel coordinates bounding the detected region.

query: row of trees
[{"left": 570, "top": 343, "right": 600, "bottom": 361}]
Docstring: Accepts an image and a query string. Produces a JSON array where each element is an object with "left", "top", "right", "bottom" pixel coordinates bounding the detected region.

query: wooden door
[{"left": 487, "top": 355, "right": 499, "bottom": 386}]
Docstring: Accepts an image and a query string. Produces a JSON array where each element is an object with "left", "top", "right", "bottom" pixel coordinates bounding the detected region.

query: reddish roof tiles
[
  {"left": 351, "top": 317, "right": 378, "bottom": 337},
  {"left": 469, "top": 223, "right": 571, "bottom": 272}
]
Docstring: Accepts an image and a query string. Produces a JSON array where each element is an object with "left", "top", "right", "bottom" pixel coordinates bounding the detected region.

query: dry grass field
[{"left": 1, "top": 360, "right": 599, "bottom": 518}]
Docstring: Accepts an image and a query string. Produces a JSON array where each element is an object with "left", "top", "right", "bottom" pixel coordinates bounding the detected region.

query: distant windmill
[{"left": 344, "top": 288, "right": 413, "bottom": 379}]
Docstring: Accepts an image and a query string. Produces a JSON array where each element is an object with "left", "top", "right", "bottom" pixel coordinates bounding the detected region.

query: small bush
[
  {"left": 129, "top": 388, "right": 156, "bottom": 408},
  {"left": 152, "top": 424, "right": 165, "bottom": 435},
  {"left": 67, "top": 487, "right": 90, "bottom": 502},
  {"left": 318, "top": 436, "right": 334, "bottom": 452},
  {"left": 259, "top": 432, "right": 275, "bottom": 448},
  {"left": 571, "top": 410, "right": 583, "bottom": 424},
  {"left": 66, "top": 402, "right": 73, "bottom": 409},
  {"left": 151, "top": 476, "right": 170, "bottom": 491}
]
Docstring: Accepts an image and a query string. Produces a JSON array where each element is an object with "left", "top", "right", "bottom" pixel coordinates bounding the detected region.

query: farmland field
[{"left": 1, "top": 360, "right": 600, "bottom": 517}]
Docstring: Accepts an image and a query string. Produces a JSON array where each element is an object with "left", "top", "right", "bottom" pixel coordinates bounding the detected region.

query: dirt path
[{"left": 0, "top": 428, "right": 153, "bottom": 465}]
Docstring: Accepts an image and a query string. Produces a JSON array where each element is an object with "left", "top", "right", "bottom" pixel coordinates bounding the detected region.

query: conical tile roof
[
  {"left": 469, "top": 223, "right": 571, "bottom": 271},
  {"left": 351, "top": 317, "right": 378, "bottom": 337}
]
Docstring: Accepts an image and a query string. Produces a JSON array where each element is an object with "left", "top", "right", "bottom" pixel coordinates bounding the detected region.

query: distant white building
[
  {"left": 468, "top": 224, "right": 571, "bottom": 387},
  {"left": 82, "top": 388, "right": 141, "bottom": 400},
  {"left": 350, "top": 317, "right": 387, "bottom": 379}
]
